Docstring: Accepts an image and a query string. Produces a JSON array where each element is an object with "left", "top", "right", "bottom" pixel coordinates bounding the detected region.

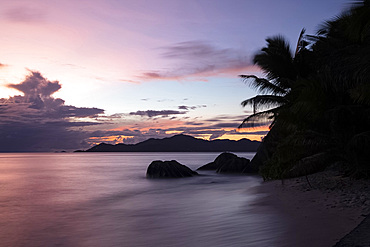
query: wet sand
[{"left": 254, "top": 169, "right": 370, "bottom": 247}]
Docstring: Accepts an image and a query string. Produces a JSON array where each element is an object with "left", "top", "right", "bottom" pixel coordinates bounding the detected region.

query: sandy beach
[{"left": 254, "top": 169, "right": 370, "bottom": 247}]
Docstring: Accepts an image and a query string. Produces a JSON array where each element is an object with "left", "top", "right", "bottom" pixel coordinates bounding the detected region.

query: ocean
[{"left": 0, "top": 152, "right": 286, "bottom": 247}]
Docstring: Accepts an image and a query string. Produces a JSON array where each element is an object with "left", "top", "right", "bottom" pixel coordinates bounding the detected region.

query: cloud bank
[
  {"left": 0, "top": 72, "right": 266, "bottom": 151},
  {"left": 0, "top": 71, "right": 104, "bottom": 151}
]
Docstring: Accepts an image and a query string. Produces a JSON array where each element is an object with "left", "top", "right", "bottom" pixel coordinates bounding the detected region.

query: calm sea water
[{"left": 0, "top": 153, "right": 286, "bottom": 247}]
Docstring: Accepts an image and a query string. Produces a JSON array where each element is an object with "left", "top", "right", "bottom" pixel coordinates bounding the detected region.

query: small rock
[
  {"left": 197, "top": 152, "right": 252, "bottom": 173},
  {"left": 146, "top": 160, "right": 198, "bottom": 178}
]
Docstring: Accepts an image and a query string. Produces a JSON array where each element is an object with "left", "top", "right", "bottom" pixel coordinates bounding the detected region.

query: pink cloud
[
  {"left": 137, "top": 40, "right": 259, "bottom": 81},
  {"left": 4, "top": 6, "right": 46, "bottom": 23}
]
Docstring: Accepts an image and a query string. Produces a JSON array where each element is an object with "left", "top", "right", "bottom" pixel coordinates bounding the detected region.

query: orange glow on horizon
[
  {"left": 237, "top": 125, "right": 270, "bottom": 133},
  {"left": 89, "top": 135, "right": 134, "bottom": 144},
  {"left": 165, "top": 130, "right": 183, "bottom": 135},
  {"left": 216, "top": 134, "right": 264, "bottom": 142}
]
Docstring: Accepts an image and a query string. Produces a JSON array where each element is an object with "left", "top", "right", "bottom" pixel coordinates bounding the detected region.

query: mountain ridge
[{"left": 83, "top": 134, "right": 260, "bottom": 152}]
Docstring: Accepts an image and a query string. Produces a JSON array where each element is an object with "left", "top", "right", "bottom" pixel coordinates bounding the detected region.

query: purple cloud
[
  {"left": 212, "top": 122, "right": 239, "bottom": 128},
  {"left": 162, "top": 41, "right": 233, "bottom": 60},
  {"left": 129, "top": 110, "right": 187, "bottom": 118},
  {"left": 0, "top": 71, "right": 104, "bottom": 151},
  {"left": 138, "top": 40, "right": 253, "bottom": 80},
  {"left": 178, "top": 105, "right": 207, "bottom": 110},
  {"left": 4, "top": 6, "right": 46, "bottom": 23},
  {"left": 178, "top": 105, "right": 191, "bottom": 110},
  {"left": 8, "top": 71, "right": 61, "bottom": 105},
  {"left": 6, "top": 71, "right": 104, "bottom": 117}
]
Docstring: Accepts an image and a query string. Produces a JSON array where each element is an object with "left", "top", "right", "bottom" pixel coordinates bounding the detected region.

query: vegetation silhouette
[{"left": 240, "top": 0, "right": 370, "bottom": 179}]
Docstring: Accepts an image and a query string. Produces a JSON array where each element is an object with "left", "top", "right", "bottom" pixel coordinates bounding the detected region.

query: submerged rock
[
  {"left": 146, "top": 160, "right": 198, "bottom": 178},
  {"left": 197, "top": 152, "right": 253, "bottom": 174}
]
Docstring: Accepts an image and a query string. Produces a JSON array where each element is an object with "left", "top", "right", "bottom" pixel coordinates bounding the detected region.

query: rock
[
  {"left": 197, "top": 152, "right": 253, "bottom": 174},
  {"left": 146, "top": 160, "right": 198, "bottom": 178},
  {"left": 285, "top": 152, "right": 332, "bottom": 178}
]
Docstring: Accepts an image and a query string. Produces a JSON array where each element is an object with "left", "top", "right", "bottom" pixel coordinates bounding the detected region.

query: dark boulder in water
[
  {"left": 197, "top": 152, "right": 253, "bottom": 174},
  {"left": 146, "top": 160, "right": 198, "bottom": 178}
]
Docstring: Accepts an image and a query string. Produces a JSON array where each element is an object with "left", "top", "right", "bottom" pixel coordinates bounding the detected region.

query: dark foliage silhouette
[{"left": 241, "top": 0, "right": 370, "bottom": 179}]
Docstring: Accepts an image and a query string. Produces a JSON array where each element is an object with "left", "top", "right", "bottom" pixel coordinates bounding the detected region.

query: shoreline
[{"left": 253, "top": 169, "right": 370, "bottom": 246}]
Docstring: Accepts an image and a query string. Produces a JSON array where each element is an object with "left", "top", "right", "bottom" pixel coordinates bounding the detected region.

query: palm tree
[
  {"left": 242, "top": 0, "right": 370, "bottom": 179},
  {"left": 239, "top": 35, "right": 297, "bottom": 128},
  {"left": 309, "top": 0, "right": 370, "bottom": 177},
  {"left": 238, "top": 31, "right": 319, "bottom": 179}
]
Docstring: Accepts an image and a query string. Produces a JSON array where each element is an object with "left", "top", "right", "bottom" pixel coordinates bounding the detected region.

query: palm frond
[
  {"left": 238, "top": 107, "right": 278, "bottom": 129},
  {"left": 239, "top": 75, "right": 287, "bottom": 95},
  {"left": 295, "top": 28, "right": 306, "bottom": 55},
  {"left": 350, "top": 83, "right": 370, "bottom": 105},
  {"left": 241, "top": 95, "right": 287, "bottom": 113},
  {"left": 254, "top": 35, "right": 296, "bottom": 87}
]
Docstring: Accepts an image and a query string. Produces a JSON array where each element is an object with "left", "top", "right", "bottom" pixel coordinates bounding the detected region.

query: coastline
[{"left": 253, "top": 169, "right": 370, "bottom": 247}]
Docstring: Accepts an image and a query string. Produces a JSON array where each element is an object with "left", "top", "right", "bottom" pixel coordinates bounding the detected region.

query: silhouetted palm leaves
[
  {"left": 239, "top": 35, "right": 304, "bottom": 128},
  {"left": 241, "top": 0, "right": 370, "bottom": 179}
]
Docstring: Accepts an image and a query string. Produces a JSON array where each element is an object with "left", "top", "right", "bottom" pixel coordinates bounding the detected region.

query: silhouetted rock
[
  {"left": 285, "top": 152, "right": 332, "bottom": 178},
  {"left": 85, "top": 134, "right": 260, "bottom": 152},
  {"left": 146, "top": 160, "right": 198, "bottom": 178},
  {"left": 197, "top": 152, "right": 253, "bottom": 174}
]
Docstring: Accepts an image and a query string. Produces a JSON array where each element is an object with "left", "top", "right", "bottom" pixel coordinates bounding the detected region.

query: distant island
[{"left": 80, "top": 134, "right": 260, "bottom": 152}]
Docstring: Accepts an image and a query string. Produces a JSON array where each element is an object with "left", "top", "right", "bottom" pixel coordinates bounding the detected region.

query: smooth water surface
[{"left": 0, "top": 153, "right": 285, "bottom": 247}]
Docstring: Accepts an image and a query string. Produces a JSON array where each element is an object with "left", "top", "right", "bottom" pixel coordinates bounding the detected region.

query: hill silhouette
[{"left": 85, "top": 134, "right": 260, "bottom": 152}]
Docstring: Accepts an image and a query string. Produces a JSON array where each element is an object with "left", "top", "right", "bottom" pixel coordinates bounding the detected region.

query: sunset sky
[{"left": 0, "top": 0, "right": 349, "bottom": 151}]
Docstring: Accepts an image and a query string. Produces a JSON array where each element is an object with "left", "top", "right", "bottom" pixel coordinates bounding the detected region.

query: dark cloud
[
  {"left": 4, "top": 7, "right": 46, "bottom": 23},
  {"left": 0, "top": 71, "right": 104, "bottom": 151},
  {"left": 8, "top": 71, "right": 61, "bottom": 102},
  {"left": 162, "top": 41, "right": 233, "bottom": 60},
  {"left": 184, "top": 121, "right": 205, "bottom": 126},
  {"left": 178, "top": 105, "right": 207, "bottom": 110},
  {"left": 104, "top": 113, "right": 125, "bottom": 119},
  {"left": 212, "top": 122, "right": 239, "bottom": 128},
  {"left": 129, "top": 110, "right": 187, "bottom": 118},
  {"left": 138, "top": 40, "right": 252, "bottom": 80},
  {"left": 178, "top": 105, "right": 191, "bottom": 110},
  {"left": 142, "top": 72, "right": 162, "bottom": 79},
  {"left": 204, "top": 114, "right": 250, "bottom": 122},
  {"left": 6, "top": 71, "right": 104, "bottom": 117}
]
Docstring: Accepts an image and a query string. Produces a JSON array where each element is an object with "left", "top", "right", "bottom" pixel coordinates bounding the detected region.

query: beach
[{"left": 255, "top": 168, "right": 370, "bottom": 246}]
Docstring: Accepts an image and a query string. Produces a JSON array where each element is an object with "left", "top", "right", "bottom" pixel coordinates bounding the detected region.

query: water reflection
[{"left": 0, "top": 153, "right": 285, "bottom": 246}]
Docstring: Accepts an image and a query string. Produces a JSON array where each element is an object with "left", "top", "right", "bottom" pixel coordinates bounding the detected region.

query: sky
[{"left": 0, "top": 0, "right": 350, "bottom": 151}]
